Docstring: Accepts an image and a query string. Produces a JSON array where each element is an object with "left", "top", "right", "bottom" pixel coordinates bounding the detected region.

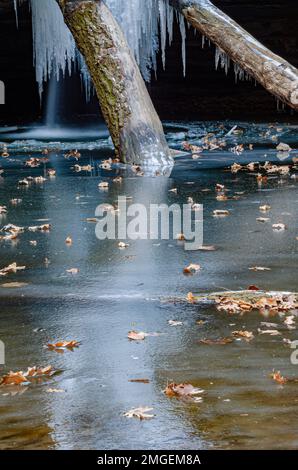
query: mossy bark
[
  {"left": 170, "top": 0, "right": 298, "bottom": 110},
  {"left": 56, "top": 0, "right": 172, "bottom": 166}
]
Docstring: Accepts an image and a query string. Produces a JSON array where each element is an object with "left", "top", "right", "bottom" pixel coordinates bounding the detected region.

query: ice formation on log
[{"left": 14, "top": 0, "right": 187, "bottom": 98}]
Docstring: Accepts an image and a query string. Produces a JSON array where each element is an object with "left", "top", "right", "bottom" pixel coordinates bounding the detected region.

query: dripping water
[{"left": 44, "top": 76, "right": 60, "bottom": 128}]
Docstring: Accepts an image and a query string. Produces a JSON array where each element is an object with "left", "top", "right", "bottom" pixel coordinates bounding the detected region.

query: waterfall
[
  {"left": 13, "top": 0, "right": 19, "bottom": 28},
  {"left": 44, "top": 75, "right": 60, "bottom": 127},
  {"left": 15, "top": 0, "right": 187, "bottom": 98}
]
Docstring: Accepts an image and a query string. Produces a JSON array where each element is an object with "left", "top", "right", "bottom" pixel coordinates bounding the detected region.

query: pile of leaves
[
  {"left": 0, "top": 366, "right": 57, "bottom": 386},
  {"left": 230, "top": 158, "right": 297, "bottom": 178},
  {"left": 188, "top": 291, "right": 297, "bottom": 315},
  {"left": 215, "top": 292, "right": 297, "bottom": 315}
]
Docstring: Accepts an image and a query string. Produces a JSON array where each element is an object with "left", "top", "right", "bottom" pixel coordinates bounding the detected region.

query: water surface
[{"left": 0, "top": 121, "right": 298, "bottom": 450}]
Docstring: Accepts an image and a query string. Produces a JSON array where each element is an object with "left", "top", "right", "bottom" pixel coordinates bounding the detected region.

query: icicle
[
  {"left": 166, "top": 2, "right": 174, "bottom": 45},
  {"left": 14, "top": 0, "right": 19, "bottom": 28},
  {"left": 234, "top": 63, "right": 245, "bottom": 83},
  {"left": 233, "top": 63, "right": 253, "bottom": 83},
  {"left": 159, "top": 0, "right": 167, "bottom": 69},
  {"left": 179, "top": 14, "right": 186, "bottom": 77},
  {"left": 276, "top": 98, "right": 285, "bottom": 111},
  {"left": 215, "top": 46, "right": 230, "bottom": 75},
  {"left": 30, "top": 0, "right": 76, "bottom": 98}
]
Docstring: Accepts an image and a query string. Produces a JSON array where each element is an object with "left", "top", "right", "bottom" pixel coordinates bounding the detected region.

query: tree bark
[
  {"left": 56, "top": 0, "right": 173, "bottom": 167},
  {"left": 170, "top": 0, "right": 298, "bottom": 110}
]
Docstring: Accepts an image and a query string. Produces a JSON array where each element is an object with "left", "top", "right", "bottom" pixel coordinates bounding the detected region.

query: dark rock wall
[
  {"left": 0, "top": 0, "right": 40, "bottom": 123},
  {"left": 0, "top": 0, "right": 298, "bottom": 124}
]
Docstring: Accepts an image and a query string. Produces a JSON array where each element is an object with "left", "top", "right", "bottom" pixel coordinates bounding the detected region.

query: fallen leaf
[
  {"left": 232, "top": 330, "right": 254, "bottom": 341},
  {"left": 28, "top": 224, "right": 51, "bottom": 232},
  {"left": 216, "top": 194, "right": 228, "bottom": 201},
  {"left": 256, "top": 174, "right": 268, "bottom": 184},
  {"left": 47, "top": 340, "right": 80, "bottom": 351},
  {"left": 25, "top": 157, "right": 42, "bottom": 168},
  {"left": 1, "top": 282, "right": 29, "bottom": 289},
  {"left": 216, "top": 184, "right": 225, "bottom": 192},
  {"left": 34, "top": 176, "right": 47, "bottom": 184},
  {"left": 270, "top": 371, "right": 287, "bottom": 385},
  {"left": 284, "top": 315, "right": 295, "bottom": 327},
  {"left": 118, "top": 242, "right": 129, "bottom": 248},
  {"left": 65, "top": 149, "right": 81, "bottom": 160},
  {"left": 128, "top": 331, "right": 147, "bottom": 341},
  {"left": 0, "top": 366, "right": 57, "bottom": 386},
  {"left": 164, "top": 383, "right": 204, "bottom": 399},
  {"left": 0, "top": 262, "right": 26, "bottom": 276},
  {"left": 258, "top": 329, "right": 281, "bottom": 336},
  {"left": 247, "top": 162, "right": 258, "bottom": 171},
  {"left": 98, "top": 182, "right": 109, "bottom": 189},
  {"left": 47, "top": 169, "right": 56, "bottom": 177},
  {"left": 259, "top": 205, "right": 271, "bottom": 212},
  {"left": 176, "top": 233, "right": 185, "bottom": 241},
  {"left": 272, "top": 223, "right": 286, "bottom": 231},
  {"left": 0, "top": 371, "right": 28, "bottom": 386},
  {"left": 74, "top": 164, "right": 93, "bottom": 172},
  {"left": 213, "top": 210, "right": 230, "bottom": 217},
  {"left": 18, "top": 179, "right": 30, "bottom": 186},
  {"left": 231, "top": 163, "right": 242, "bottom": 174},
  {"left": 65, "top": 236, "right": 73, "bottom": 245},
  {"left": 25, "top": 366, "right": 56, "bottom": 377},
  {"left": 128, "top": 379, "right": 150, "bottom": 384},
  {"left": 200, "top": 337, "right": 234, "bottom": 345},
  {"left": 66, "top": 268, "right": 79, "bottom": 275},
  {"left": 124, "top": 407, "right": 154, "bottom": 420},
  {"left": 249, "top": 266, "right": 271, "bottom": 272},
  {"left": 113, "top": 176, "right": 122, "bottom": 183},
  {"left": 168, "top": 320, "right": 183, "bottom": 327},
  {"left": 261, "top": 322, "right": 279, "bottom": 328},
  {"left": 183, "top": 263, "right": 201, "bottom": 274},
  {"left": 186, "top": 292, "right": 195, "bottom": 303},
  {"left": 1, "top": 224, "right": 24, "bottom": 234},
  {"left": 276, "top": 143, "right": 291, "bottom": 152},
  {"left": 197, "top": 245, "right": 216, "bottom": 251}
]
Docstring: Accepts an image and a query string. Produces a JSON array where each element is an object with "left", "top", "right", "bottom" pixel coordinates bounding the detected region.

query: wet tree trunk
[
  {"left": 56, "top": 0, "right": 173, "bottom": 166},
  {"left": 170, "top": 0, "right": 298, "bottom": 110}
]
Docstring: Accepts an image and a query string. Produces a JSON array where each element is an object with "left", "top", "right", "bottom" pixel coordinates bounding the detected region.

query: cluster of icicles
[
  {"left": 14, "top": 0, "right": 187, "bottom": 100},
  {"left": 14, "top": 0, "right": 250, "bottom": 100}
]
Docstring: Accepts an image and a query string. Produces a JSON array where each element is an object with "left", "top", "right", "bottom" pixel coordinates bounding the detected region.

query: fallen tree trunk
[
  {"left": 56, "top": 0, "right": 173, "bottom": 167},
  {"left": 170, "top": 0, "right": 298, "bottom": 110}
]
